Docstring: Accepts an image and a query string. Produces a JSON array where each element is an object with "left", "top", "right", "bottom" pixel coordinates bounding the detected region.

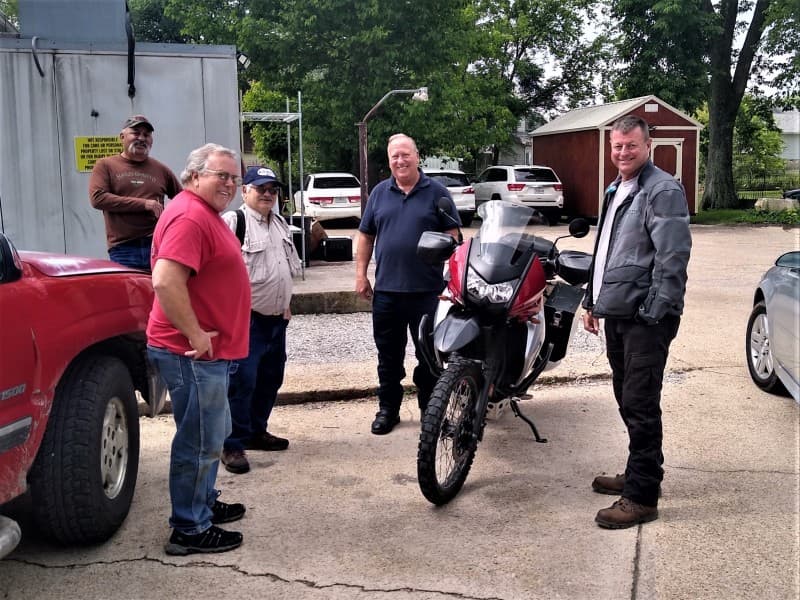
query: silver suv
[
  {"left": 473, "top": 165, "right": 564, "bottom": 224},
  {"left": 422, "top": 168, "right": 476, "bottom": 227}
]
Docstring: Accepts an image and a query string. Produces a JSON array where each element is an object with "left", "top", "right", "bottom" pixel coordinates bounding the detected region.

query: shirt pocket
[
  {"left": 242, "top": 239, "right": 268, "bottom": 283},
  {"left": 283, "top": 238, "right": 303, "bottom": 277}
]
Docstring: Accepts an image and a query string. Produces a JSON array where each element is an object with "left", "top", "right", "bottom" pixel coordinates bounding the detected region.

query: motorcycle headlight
[{"left": 466, "top": 267, "right": 514, "bottom": 303}]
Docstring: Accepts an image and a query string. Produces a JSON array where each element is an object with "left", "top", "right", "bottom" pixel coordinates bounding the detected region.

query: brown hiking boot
[
  {"left": 595, "top": 497, "right": 658, "bottom": 529},
  {"left": 592, "top": 473, "right": 625, "bottom": 495},
  {"left": 221, "top": 449, "right": 250, "bottom": 474}
]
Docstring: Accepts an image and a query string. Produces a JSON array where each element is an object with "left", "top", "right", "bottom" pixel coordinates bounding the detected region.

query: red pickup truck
[{"left": 0, "top": 233, "right": 164, "bottom": 557}]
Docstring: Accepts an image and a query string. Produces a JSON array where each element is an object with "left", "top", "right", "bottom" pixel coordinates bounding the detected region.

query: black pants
[
  {"left": 604, "top": 315, "right": 681, "bottom": 506},
  {"left": 371, "top": 291, "right": 439, "bottom": 414}
]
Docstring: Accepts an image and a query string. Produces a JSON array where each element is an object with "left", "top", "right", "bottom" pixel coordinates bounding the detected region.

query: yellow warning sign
[{"left": 74, "top": 136, "right": 123, "bottom": 172}]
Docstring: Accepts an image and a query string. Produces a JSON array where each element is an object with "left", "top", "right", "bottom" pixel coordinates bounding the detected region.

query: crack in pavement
[{"left": 3, "top": 556, "right": 507, "bottom": 599}]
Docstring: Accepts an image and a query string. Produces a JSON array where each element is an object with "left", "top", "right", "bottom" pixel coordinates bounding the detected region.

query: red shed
[{"left": 530, "top": 95, "right": 702, "bottom": 218}]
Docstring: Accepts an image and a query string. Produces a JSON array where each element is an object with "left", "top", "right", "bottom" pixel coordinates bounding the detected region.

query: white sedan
[{"left": 294, "top": 172, "right": 361, "bottom": 222}]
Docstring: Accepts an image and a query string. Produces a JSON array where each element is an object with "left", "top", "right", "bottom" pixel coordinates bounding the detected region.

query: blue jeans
[
  {"left": 225, "top": 314, "right": 288, "bottom": 452},
  {"left": 147, "top": 346, "right": 232, "bottom": 534},
  {"left": 108, "top": 237, "right": 152, "bottom": 271},
  {"left": 604, "top": 315, "right": 680, "bottom": 507},
  {"left": 371, "top": 291, "right": 440, "bottom": 414}
]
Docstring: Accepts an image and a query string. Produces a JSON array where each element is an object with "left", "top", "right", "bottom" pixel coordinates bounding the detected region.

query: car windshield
[
  {"left": 428, "top": 172, "right": 470, "bottom": 187},
  {"left": 515, "top": 168, "right": 558, "bottom": 183},
  {"left": 313, "top": 176, "right": 360, "bottom": 189}
]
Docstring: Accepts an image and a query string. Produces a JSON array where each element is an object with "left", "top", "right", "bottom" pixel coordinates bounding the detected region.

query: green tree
[
  {"left": 472, "top": 0, "right": 608, "bottom": 160},
  {"left": 731, "top": 95, "right": 784, "bottom": 183},
  {"left": 156, "top": 0, "right": 606, "bottom": 183},
  {"left": 241, "top": 82, "right": 303, "bottom": 186},
  {"left": 128, "top": 0, "right": 188, "bottom": 43},
  {"left": 609, "top": 0, "right": 797, "bottom": 209},
  {"left": 695, "top": 94, "right": 784, "bottom": 189},
  {"left": 610, "top": 0, "right": 713, "bottom": 114},
  {"left": 0, "top": 0, "right": 17, "bottom": 31}
]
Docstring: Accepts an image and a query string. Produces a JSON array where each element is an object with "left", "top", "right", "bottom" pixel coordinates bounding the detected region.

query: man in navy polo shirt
[{"left": 355, "top": 133, "right": 460, "bottom": 435}]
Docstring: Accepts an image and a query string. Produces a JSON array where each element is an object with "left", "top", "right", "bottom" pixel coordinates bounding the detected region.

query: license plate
[
  {"left": 334, "top": 196, "right": 348, "bottom": 204},
  {"left": 528, "top": 186, "right": 544, "bottom": 194}
]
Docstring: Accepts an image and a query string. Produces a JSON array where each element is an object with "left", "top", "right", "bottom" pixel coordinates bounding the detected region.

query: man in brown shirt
[{"left": 89, "top": 115, "right": 181, "bottom": 270}]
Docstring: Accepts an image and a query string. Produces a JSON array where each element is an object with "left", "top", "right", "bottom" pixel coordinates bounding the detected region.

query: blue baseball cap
[{"left": 243, "top": 166, "right": 281, "bottom": 186}]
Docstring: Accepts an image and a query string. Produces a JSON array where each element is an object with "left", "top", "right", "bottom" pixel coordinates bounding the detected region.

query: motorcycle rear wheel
[{"left": 417, "top": 358, "right": 483, "bottom": 505}]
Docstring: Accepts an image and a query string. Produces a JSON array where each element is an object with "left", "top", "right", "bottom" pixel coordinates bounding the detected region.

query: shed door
[{"left": 651, "top": 139, "right": 683, "bottom": 182}]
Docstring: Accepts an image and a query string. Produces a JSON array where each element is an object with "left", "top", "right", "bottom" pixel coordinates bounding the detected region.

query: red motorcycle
[{"left": 416, "top": 200, "right": 591, "bottom": 504}]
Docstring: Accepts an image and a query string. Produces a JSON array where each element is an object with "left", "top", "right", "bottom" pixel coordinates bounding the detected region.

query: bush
[
  {"left": 692, "top": 208, "right": 800, "bottom": 226},
  {"left": 738, "top": 208, "right": 800, "bottom": 225}
]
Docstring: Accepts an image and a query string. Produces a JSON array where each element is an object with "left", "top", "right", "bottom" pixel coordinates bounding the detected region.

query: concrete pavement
[{"left": 0, "top": 224, "right": 798, "bottom": 599}]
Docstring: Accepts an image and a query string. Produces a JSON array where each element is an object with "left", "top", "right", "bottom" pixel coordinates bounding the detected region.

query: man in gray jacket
[{"left": 582, "top": 115, "right": 691, "bottom": 529}]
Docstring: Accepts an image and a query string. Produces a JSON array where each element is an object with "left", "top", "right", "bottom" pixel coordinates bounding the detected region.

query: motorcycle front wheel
[{"left": 417, "top": 358, "right": 483, "bottom": 505}]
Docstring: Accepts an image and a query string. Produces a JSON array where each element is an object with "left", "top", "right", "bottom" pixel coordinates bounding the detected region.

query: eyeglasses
[
  {"left": 202, "top": 168, "right": 243, "bottom": 186},
  {"left": 249, "top": 184, "right": 279, "bottom": 195}
]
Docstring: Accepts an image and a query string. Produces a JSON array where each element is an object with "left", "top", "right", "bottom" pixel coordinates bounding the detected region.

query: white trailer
[{"left": 0, "top": 1, "right": 240, "bottom": 257}]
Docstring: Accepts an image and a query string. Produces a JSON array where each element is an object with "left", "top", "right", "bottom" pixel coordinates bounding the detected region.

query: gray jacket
[{"left": 583, "top": 161, "right": 691, "bottom": 323}]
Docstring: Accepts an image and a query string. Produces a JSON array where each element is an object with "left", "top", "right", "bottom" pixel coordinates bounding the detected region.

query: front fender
[{"left": 434, "top": 314, "right": 480, "bottom": 353}]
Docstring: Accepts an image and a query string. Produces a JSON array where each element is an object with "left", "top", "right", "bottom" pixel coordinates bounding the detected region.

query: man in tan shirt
[
  {"left": 219, "top": 166, "right": 302, "bottom": 474},
  {"left": 89, "top": 115, "right": 181, "bottom": 270}
]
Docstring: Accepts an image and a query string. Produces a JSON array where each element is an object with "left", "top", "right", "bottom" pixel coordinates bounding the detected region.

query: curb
[
  {"left": 291, "top": 290, "right": 370, "bottom": 315},
  {"left": 139, "top": 372, "right": 616, "bottom": 417}
]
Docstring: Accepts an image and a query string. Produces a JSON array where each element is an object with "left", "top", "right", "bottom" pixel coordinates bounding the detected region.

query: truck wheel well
[{"left": 73, "top": 334, "right": 150, "bottom": 403}]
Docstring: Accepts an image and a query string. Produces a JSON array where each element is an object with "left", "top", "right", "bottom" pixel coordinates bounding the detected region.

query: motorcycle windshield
[{"left": 474, "top": 200, "right": 540, "bottom": 266}]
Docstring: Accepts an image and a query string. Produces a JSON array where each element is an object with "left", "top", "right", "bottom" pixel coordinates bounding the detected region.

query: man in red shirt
[
  {"left": 90, "top": 115, "right": 181, "bottom": 270},
  {"left": 147, "top": 143, "right": 251, "bottom": 555}
]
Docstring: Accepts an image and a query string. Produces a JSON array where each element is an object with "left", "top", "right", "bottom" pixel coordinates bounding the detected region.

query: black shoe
[
  {"left": 221, "top": 449, "right": 250, "bottom": 474},
  {"left": 211, "top": 500, "right": 246, "bottom": 524},
  {"left": 164, "top": 525, "right": 243, "bottom": 555},
  {"left": 371, "top": 409, "right": 400, "bottom": 435},
  {"left": 245, "top": 431, "right": 289, "bottom": 451}
]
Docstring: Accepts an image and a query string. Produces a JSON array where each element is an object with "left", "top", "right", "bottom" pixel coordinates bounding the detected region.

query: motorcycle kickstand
[{"left": 510, "top": 398, "right": 547, "bottom": 443}]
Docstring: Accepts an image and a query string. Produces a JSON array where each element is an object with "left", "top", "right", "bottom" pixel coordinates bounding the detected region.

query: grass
[
  {"left": 691, "top": 208, "right": 800, "bottom": 225},
  {"left": 692, "top": 208, "right": 800, "bottom": 225},
  {"left": 693, "top": 190, "right": 799, "bottom": 225}
]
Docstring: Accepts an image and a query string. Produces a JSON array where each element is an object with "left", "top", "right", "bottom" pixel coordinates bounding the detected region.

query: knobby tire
[{"left": 417, "top": 358, "right": 483, "bottom": 505}]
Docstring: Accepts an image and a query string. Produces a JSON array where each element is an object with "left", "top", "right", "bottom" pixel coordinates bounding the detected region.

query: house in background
[
  {"left": 774, "top": 110, "right": 800, "bottom": 167},
  {"left": 469, "top": 117, "right": 535, "bottom": 176},
  {"left": 530, "top": 95, "right": 702, "bottom": 218}
]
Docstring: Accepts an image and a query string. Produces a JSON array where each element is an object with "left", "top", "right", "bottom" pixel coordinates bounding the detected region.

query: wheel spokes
[
  {"left": 749, "top": 314, "right": 773, "bottom": 378},
  {"left": 434, "top": 378, "right": 475, "bottom": 484}
]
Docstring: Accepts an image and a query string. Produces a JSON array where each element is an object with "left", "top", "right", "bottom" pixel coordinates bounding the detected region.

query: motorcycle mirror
[
  {"left": 568, "top": 218, "right": 590, "bottom": 239},
  {"left": 417, "top": 231, "right": 458, "bottom": 265}
]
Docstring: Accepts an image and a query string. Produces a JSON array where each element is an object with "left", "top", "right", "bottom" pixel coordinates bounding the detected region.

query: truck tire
[{"left": 28, "top": 355, "right": 140, "bottom": 544}]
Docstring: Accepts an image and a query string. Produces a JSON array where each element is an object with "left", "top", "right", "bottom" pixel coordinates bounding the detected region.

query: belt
[
  {"left": 115, "top": 236, "right": 153, "bottom": 248},
  {"left": 252, "top": 310, "right": 284, "bottom": 319}
]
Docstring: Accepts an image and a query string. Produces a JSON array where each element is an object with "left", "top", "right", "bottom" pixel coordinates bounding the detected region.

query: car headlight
[{"left": 466, "top": 267, "right": 514, "bottom": 303}]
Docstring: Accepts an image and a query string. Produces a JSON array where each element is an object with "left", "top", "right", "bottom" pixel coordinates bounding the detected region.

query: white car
[
  {"left": 294, "top": 172, "right": 361, "bottom": 222},
  {"left": 473, "top": 165, "right": 564, "bottom": 224},
  {"left": 423, "top": 168, "right": 476, "bottom": 227}
]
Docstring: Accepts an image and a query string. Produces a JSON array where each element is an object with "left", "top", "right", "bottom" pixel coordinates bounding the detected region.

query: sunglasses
[{"left": 249, "top": 184, "right": 279, "bottom": 195}]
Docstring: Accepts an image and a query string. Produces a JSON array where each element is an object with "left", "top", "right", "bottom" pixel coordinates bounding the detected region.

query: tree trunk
[
  {"left": 701, "top": 0, "right": 772, "bottom": 209},
  {"left": 703, "top": 91, "right": 739, "bottom": 210}
]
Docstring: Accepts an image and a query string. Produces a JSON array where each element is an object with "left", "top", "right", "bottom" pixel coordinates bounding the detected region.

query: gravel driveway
[{"left": 286, "top": 312, "right": 603, "bottom": 364}]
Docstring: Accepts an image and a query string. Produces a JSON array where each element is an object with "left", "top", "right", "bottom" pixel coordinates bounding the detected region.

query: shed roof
[{"left": 531, "top": 95, "right": 702, "bottom": 137}]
